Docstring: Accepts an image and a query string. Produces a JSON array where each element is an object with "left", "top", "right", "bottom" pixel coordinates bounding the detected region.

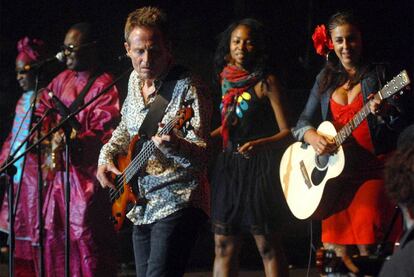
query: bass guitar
[
  {"left": 279, "top": 70, "right": 410, "bottom": 220},
  {"left": 109, "top": 105, "right": 194, "bottom": 231}
]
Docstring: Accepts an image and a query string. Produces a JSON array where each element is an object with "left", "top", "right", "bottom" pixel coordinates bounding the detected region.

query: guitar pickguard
[{"left": 311, "top": 154, "right": 330, "bottom": 185}]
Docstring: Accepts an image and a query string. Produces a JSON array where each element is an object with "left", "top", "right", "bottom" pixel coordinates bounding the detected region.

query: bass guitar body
[
  {"left": 110, "top": 135, "right": 140, "bottom": 232},
  {"left": 108, "top": 105, "right": 194, "bottom": 231}
]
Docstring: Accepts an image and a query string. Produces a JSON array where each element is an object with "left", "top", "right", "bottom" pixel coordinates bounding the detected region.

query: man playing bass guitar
[{"left": 96, "top": 6, "right": 211, "bottom": 277}]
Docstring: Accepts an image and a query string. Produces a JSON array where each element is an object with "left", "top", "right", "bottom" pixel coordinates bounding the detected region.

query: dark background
[
  {"left": 1, "top": 0, "right": 413, "bottom": 270},
  {"left": 1, "top": 0, "right": 413, "bottom": 132}
]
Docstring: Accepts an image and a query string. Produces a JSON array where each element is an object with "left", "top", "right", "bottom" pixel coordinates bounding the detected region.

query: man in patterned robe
[{"left": 35, "top": 23, "right": 120, "bottom": 276}]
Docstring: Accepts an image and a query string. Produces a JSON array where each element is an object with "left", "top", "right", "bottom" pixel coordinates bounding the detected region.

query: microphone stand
[
  {"left": 2, "top": 73, "right": 49, "bottom": 277},
  {"left": 3, "top": 107, "right": 53, "bottom": 277},
  {"left": 35, "top": 118, "right": 45, "bottom": 277},
  {"left": 5, "top": 163, "right": 16, "bottom": 277},
  {"left": 63, "top": 126, "right": 71, "bottom": 277},
  {"left": 7, "top": 77, "right": 41, "bottom": 221},
  {"left": 33, "top": 75, "right": 45, "bottom": 277},
  {"left": 0, "top": 66, "right": 132, "bottom": 277}
]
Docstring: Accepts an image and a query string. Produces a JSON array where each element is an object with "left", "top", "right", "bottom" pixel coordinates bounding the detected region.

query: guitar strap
[
  {"left": 69, "top": 71, "right": 101, "bottom": 112},
  {"left": 138, "top": 66, "right": 188, "bottom": 138}
]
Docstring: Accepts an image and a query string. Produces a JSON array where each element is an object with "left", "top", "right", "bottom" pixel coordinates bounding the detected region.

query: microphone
[
  {"left": 48, "top": 91, "right": 81, "bottom": 131},
  {"left": 23, "top": 51, "right": 66, "bottom": 72}
]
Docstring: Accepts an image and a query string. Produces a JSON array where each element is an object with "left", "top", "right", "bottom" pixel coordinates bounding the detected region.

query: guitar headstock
[{"left": 379, "top": 70, "right": 411, "bottom": 100}]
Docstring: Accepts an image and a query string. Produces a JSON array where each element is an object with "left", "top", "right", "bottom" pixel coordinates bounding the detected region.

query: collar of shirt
[{"left": 137, "top": 64, "right": 173, "bottom": 109}]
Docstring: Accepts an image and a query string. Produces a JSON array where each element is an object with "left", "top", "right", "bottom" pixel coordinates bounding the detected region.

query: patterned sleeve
[{"left": 167, "top": 78, "right": 212, "bottom": 167}]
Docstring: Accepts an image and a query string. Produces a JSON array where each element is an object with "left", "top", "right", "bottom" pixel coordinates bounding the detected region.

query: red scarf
[{"left": 220, "top": 65, "right": 260, "bottom": 148}]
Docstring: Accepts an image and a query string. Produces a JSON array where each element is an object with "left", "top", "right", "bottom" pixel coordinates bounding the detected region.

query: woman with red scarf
[{"left": 210, "top": 18, "right": 290, "bottom": 277}]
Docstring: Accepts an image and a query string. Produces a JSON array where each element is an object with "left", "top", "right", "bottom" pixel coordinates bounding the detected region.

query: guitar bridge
[{"left": 300, "top": 160, "right": 312, "bottom": 189}]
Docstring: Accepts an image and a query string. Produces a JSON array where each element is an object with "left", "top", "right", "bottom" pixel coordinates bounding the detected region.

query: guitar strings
[
  {"left": 109, "top": 118, "right": 176, "bottom": 200},
  {"left": 333, "top": 72, "right": 408, "bottom": 147},
  {"left": 118, "top": 118, "right": 176, "bottom": 185},
  {"left": 109, "top": 116, "right": 181, "bottom": 202},
  {"left": 334, "top": 103, "right": 370, "bottom": 146},
  {"left": 110, "top": 105, "right": 193, "bottom": 201},
  {"left": 109, "top": 130, "right": 166, "bottom": 201}
]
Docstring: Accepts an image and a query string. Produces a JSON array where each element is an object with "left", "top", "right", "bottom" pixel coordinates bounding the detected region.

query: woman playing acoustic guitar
[{"left": 292, "top": 11, "right": 407, "bottom": 260}]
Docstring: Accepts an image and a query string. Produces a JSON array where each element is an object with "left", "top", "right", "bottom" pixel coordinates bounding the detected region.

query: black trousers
[{"left": 132, "top": 207, "right": 207, "bottom": 277}]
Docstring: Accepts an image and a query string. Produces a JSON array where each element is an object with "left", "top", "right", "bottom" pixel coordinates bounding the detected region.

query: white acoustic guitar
[{"left": 279, "top": 70, "right": 410, "bottom": 220}]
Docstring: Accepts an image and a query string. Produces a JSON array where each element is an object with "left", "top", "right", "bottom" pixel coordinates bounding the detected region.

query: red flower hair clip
[{"left": 312, "top": 25, "right": 334, "bottom": 57}]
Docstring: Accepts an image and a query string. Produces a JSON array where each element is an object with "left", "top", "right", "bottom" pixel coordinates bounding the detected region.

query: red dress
[{"left": 322, "top": 93, "right": 398, "bottom": 245}]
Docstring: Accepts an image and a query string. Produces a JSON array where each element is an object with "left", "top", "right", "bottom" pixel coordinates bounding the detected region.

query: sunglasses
[{"left": 60, "top": 41, "right": 97, "bottom": 55}]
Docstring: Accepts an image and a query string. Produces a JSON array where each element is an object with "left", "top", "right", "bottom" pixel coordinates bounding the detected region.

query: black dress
[{"left": 211, "top": 85, "right": 286, "bottom": 235}]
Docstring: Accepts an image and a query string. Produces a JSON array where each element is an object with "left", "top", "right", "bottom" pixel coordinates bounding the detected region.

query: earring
[{"left": 326, "top": 50, "right": 338, "bottom": 63}]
